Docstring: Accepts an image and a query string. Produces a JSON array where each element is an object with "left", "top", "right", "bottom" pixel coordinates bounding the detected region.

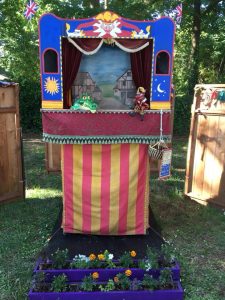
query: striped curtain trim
[{"left": 43, "top": 133, "right": 171, "bottom": 145}]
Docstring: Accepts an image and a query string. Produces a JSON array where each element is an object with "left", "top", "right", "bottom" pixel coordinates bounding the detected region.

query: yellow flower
[
  {"left": 114, "top": 276, "right": 119, "bottom": 283},
  {"left": 130, "top": 250, "right": 136, "bottom": 257},
  {"left": 89, "top": 253, "right": 96, "bottom": 261},
  {"left": 125, "top": 269, "right": 132, "bottom": 277},
  {"left": 98, "top": 254, "right": 105, "bottom": 261},
  {"left": 92, "top": 272, "right": 99, "bottom": 279}
]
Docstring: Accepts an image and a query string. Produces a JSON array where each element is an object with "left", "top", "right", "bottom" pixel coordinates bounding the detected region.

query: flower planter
[
  {"left": 34, "top": 260, "right": 180, "bottom": 282},
  {"left": 28, "top": 280, "right": 183, "bottom": 300}
]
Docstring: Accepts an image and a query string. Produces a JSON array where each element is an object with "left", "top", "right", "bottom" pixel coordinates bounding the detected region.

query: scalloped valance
[{"left": 67, "top": 37, "right": 149, "bottom": 55}]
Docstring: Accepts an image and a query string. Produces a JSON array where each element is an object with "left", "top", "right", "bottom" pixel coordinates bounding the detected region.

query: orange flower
[
  {"left": 125, "top": 269, "right": 132, "bottom": 277},
  {"left": 98, "top": 254, "right": 105, "bottom": 261},
  {"left": 130, "top": 250, "right": 136, "bottom": 257},
  {"left": 92, "top": 272, "right": 99, "bottom": 279},
  {"left": 89, "top": 253, "right": 96, "bottom": 261},
  {"left": 114, "top": 276, "right": 119, "bottom": 283}
]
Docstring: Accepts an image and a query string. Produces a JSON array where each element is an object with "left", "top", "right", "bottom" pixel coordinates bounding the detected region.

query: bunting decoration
[
  {"left": 165, "top": 3, "right": 183, "bottom": 26},
  {"left": 174, "top": 4, "right": 183, "bottom": 25},
  {"left": 24, "top": 0, "right": 38, "bottom": 20},
  {"left": 152, "top": 3, "right": 183, "bottom": 27}
]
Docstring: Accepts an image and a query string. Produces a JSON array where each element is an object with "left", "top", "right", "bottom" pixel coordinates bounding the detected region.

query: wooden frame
[
  {"left": 185, "top": 84, "right": 225, "bottom": 208},
  {"left": 0, "top": 84, "right": 25, "bottom": 203}
]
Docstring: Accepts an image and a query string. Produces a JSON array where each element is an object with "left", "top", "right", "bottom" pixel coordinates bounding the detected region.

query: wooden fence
[{"left": 185, "top": 84, "right": 225, "bottom": 208}]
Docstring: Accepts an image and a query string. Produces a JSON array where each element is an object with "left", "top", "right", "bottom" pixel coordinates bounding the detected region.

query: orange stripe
[
  {"left": 118, "top": 144, "right": 130, "bottom": 234},
  {"left": 126, "top": 144, "right": 139, "bottom": 234},
  {"left": 73, "top": 145, "right": 83, "bottom": 232},
  {"left": 42, "top": 100, "right": 63, "bottom": 109},
  {"left": 82, "top": 145, "right": 92, "bottom": 233},
  {"left": 61, "top": 145, "right": 65, "bottom": 228},
  {"left": 91, "top": 145, "right": 102, "bottom": 233},
  {"left": 150, "top": 101, "right": 171, "bottom": 109},
  {"left": 136, "top": 145, "right": 149, "bottom": 234},
  {"left": 109, "top": 144, "right": 121, "bottom": 234},
  {"left": 100, "top": 145, "right": 111, "bottom": 234},
  {"left": 144, "top": 151, "right": 150, "bottom": 231},
  {"left": 62, "top": 145, "right": 74, "bottom": 232}
]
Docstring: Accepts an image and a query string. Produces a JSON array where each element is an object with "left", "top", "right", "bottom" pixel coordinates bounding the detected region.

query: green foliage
[
  {"left": 159, "top": 269, "right": 173, "bottom": 289},
  {"left": 145, "top": 246, "right": 159, "bottom": 269},
  {"left": 34, "top": 271, "right": 45, "bottom": 284},
  {"left": 19, "top": 80, "right": 42, "bottom": 132},
  {"left": 137, "top": 259, "right": 146, "bottom": 270},
  {"left": 88, "top": 257, "right": 103, "bottom": 269},
  {"left": 115, "top": 273, "right": 131, "bottom": 290},
  {"left": 51, "top": 249, "right": 69, "bottom": 269},
  {"left": 103, "top": 250, "right": 116, "bottom": 268},
  {"left": 81, "top": 275, "right": 96, "bottom": 292},
  {"left": 51, "top": 274, "right": 68, "bottom": 292},
  {"left": 130, "top": 278, "right": 141, "bottom": 291},
  {"left": 119, "top": 252, "right": 133, "bottom": 268},
  {"left": 138, "top": 247, "right": 160, "bottom": 271},
  {"left": 33, "top": 272, "right": 49, "bottom": 292},
  {"left": 142, "top": 274, "right": 158, "bottom": 291},
  {"left": 99, "top": 279, "right": 115, "bottom": 292},
  {"left": 70, "top": 255, "right": 90, "bottom": 269},
  {"left": 174, "top": 95, "right": 193, "bottom": 136},
  {"left": 160, "top": 243, "right": 176, "bottom": 267}
]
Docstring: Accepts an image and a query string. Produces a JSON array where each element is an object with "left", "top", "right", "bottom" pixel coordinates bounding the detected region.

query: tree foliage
[{"left": 0, "top": 0, "right": 224, "bottom": 133}]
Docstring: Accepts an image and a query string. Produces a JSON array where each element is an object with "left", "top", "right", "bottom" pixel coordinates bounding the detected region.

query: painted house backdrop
[{"left": 72, "top": 44, "right": 136, "bottom": 109}]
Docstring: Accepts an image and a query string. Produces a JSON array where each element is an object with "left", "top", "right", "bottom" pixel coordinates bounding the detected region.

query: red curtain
[
  {"left": 62, "top": 38, "right": 103, "bottom": 108},
  {"left": 62, "top": 38, "right": 82, "bottom": 108},
  {"left": 73, "top": 38, "right": 102, "bottom": 52},
  {"left": 130, "top": 40, "right": 153, "bottom": 101},
  {"left": 116, "top": 39, "right": 149, "bottom": 51}
]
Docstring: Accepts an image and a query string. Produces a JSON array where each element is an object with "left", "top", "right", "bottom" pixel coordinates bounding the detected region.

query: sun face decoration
[{"left": 44, "top": 77, "right": 59, "bottom": 95}]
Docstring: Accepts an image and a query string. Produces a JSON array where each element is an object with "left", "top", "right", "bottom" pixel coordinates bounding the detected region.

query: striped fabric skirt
[{"left": 62, "top": 144, "right": 150, "bottom": 235}]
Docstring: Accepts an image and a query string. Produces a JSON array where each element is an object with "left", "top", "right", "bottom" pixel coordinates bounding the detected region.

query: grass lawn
[{"left": 0, "top": 137, "right": 225, "bottom": 299}]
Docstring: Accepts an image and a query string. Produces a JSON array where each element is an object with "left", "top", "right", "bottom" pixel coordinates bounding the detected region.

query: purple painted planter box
[
  {"left": 34, "top": 260, "right": 180, "bottom": 282},
  {"left": 28, "top": 281, "right": 183, "bottom": 300}
]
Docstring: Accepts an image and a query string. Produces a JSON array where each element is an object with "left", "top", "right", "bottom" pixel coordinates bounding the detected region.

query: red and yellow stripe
[{"left": 62, "top": 144, "right": 150, "bottom": 235}]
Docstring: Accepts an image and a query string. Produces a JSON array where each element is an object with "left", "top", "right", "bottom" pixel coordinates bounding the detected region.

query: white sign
[{"left": 159, "top": 149, "right": 172, "bottom": 179}]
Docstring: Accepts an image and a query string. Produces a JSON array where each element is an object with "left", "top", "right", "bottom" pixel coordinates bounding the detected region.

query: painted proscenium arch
[{"left": 39, "top": 11, "right": 175, "bottom": 110}]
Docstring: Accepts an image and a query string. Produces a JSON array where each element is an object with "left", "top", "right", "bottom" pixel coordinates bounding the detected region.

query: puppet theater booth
[{"left": 40, "top": 11, "right": 175, "bottom": 235}]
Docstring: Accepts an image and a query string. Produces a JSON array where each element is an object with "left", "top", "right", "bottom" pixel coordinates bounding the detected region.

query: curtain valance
[{"left": 67, "top": 37, "right": 149, "bottom": 54}]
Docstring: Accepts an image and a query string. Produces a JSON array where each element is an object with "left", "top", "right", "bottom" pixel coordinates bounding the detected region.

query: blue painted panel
[
  {"left": 151, "top": 18, "right": 175, "bottom": 53},
  {"left": 159, "top": 163, "right": 171, "bottom": 178},
  {"left": 42, "top": 74, "right": 62, "bottom": 101},
  {"left": 152, "top": 76, "right": 170, "bottom": 101}
]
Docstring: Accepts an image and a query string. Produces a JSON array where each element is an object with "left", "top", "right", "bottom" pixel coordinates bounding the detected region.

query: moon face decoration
[{"left": 157, "top": 83, "right": 165, "bottom": 93}]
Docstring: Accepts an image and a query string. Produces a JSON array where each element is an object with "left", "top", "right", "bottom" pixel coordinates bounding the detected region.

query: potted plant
[
  {"left": 35, "top": 247, "right": 180, "bottom": 282},
  {"left": 29, "top": 269, "right": 184, "bottom": 300}
]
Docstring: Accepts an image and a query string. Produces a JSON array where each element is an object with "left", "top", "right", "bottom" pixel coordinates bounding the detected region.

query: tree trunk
[{"left": 188, "top": 0, "right": 201, "bottom": 96}]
